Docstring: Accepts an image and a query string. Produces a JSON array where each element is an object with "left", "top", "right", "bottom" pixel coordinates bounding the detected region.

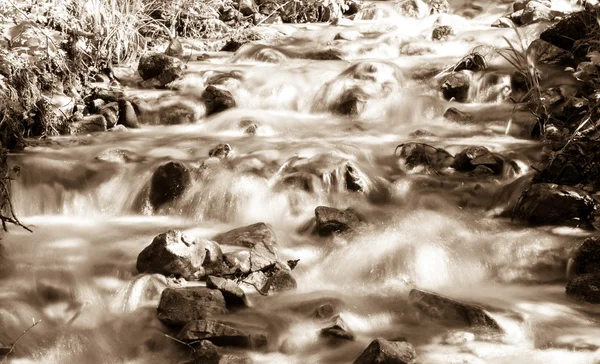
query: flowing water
[{"left": 3, "top": 1, "right": 600, "bottom": 363}]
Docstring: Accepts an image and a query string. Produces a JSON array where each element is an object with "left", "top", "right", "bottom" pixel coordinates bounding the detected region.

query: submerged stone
[
  {"left": 353, "top": 338, "right": 417, "bottom": 364},
  {"left": 408, "top": 288, "right": 502, "bottom": 331},
  {"left": 157, "top": 287, "right": 227, "bottom": 327},
  {"left": 136, "top": 230, "right": 223, "bottom": 280},
  {"left": 315, "top": 206, "right": 361, "bottom": 236},
  {"left": 149, "top": 161, "right": 191, "bottom": 209}
]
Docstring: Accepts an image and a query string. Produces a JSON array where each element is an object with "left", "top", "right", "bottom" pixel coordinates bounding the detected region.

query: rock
[
  {"left": 223, "top": 250, "right": 252, "bottom": 274},
  {"left": 453, "top": 54, "right": 486, "bottom": 72},
  {"left": 213, "top": 223, "right": 276, "bottom": 249},
  {"left": 177, "top": 319, "right": 267, "bottom": 349},
  {"left": 262, "top": 270, "right": 297, "bottom": 294},
  {"left": 451, "top": 146, "right": 505, "bottom": 175},
  {"left": 540, "top": 10, "right": 598, "bottom": 52},
  {"left": 320, "top": 315, "right": 355, "bottom": 341},
  {"left": 182, "top": 338, "right": 254, "bottom": 364},
  {"left": 99, "top": 102, "right": 119, "bottom": 128},
  {"left": 157, "top": 287, "right": 227, "bottom": 327},
  {"left": 566, "top": 273, "right": 600, "bottom": 303},
  {"left": 221, "top": 39, "right": 245, "bottom": 52},
  {"left": 491, "top": 16, "right": 516, "bottom": 28},
  {"left": 426, "top": 0, "right": 451, "bottom": 14},
  {"left": 207, "top": 275, "right": 249, "bottom": 308},
  {"left": 213, "top": 223, "right": 279, "bottom": 271},
  {"left": 395, "top": 0, "right": 450, "bottom": 17},
  {"left": 432, "top": 25, "right": 454, "bottom": 41},
  {"left": 441, "top": 72, "right": 470, "bottom": 102},
  {"left": 335, "top": 31, "right": 362, "bottom": 41},
  {"left": 238, "top": 0, "right": 258, "bottom": 16},
  {"left": 109, "top": 125, "right": 128, "bottom": 132},
  {"left": 408, "top": 288, "right": 502, "bottom": 330},
  {"left": 71, "top": 115, "right": 107, "bottom": 134},
  {"left": 314, "top": 206, "right": 361, "bottom": 236},
  {"left": 137, "top": 230, "right": 224, "bottom": 280},
  {"left": 333, "top": 86, "right": 368, "bottom": 116},
  {"left": 515, "top": 183, "right": 600, "bottom": 227},
  {"left": 118, "top": 100, "right": 140, "bottom": 128},
  {"left": 395, "top": 142, "right": 455, "bottom": 171},
  {"left": 209, "top": 143, "right": 232, "bottom": 159},
  {"left": 520, "top": 1, "right": 554, "bottom": 25},
  {"left": 353, "top": 338, "right": 417, "bottom": 364},
  {"left": 527, "top": 39, "right": 572, "bottom": 65},
  {"left": 89, "top": 98, "right": 106, "bottom": 113},
  {"left": 513, "top": 0, "right": 551, "bottom": 11},
  {"left": 138, "top": 53, "right": 183, "bottom": 81},
  {"left": 443, "top": 107, "right": 473, "bottom": 123},
  {"left": 203, "top": 85, "right": 236, "bottom": 116},
  {"left": 345, "top": 0, "right": 362, "bottom": 15},
  {"left": 165, "top": 37, "right": 184, "bottom": 57},
  {"left": 149, "top": 161, "right": 191, "bottom": 209},
  {"left": 569, "top": 237, "right": 600, "bottom": 276}
]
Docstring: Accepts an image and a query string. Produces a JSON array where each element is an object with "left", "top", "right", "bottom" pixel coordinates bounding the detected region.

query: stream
[{"left": 2, "top": 0, "right": 600, "bottom": 363}]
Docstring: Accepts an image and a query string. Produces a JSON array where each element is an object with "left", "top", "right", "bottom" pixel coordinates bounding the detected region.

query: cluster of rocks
[
  {"left": 395, "top": 143, "right": 520, "bottom": 178},
  {"left": 72, "top": 90, "right": 141, "bottom": 135},
  {"left": 493, "top": 0, "right": 564, "bottom": 27}
]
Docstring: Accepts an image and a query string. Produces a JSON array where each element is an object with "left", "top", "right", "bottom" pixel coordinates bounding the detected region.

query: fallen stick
[{"left": 2, "top": 319, "right": 42, "bottom": 362}]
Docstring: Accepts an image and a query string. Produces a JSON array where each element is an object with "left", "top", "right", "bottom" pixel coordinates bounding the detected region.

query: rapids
[{"left": 2, "top": 0, "right": 600, "bottom": 363}]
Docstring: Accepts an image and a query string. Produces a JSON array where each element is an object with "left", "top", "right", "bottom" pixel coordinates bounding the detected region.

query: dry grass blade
[{"left": 2, "top": 319, "right": 42, "bottom": 362}]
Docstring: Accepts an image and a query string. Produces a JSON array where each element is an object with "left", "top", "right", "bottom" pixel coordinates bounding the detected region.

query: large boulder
[
  {"left": 138, "top": 53, "right": 183, "bottom": 87},
  {"left": 203, "top": 85, "right": 236, "bottom": 116},
  {"left": 566, "top": 273, "right": 600, "bottom": 303},
  {"left": 177, "top": 319, "right": 267, "bottom": 349},
  {"left": 515, "top": 183, "right": 600, "bottom": 227},
  {"left": 315, "top": 206, "right": 361, "bottom": 236},
  {"left": 353, "top": 338, "right": 417, "bottom": 364},
  {"left": 149, "top": 161, "right": 191, "bottom": 210},
  {"left": 213, "top": 223, "right": 279, "bottom": 271},
  {"left": 569, "top": 237, "right": 600, "bottom": 277},
  {"left": 206, "top": 275, "right": 249, "bottom": 308},
  {"left": 157, "top": 287, "right": 228, "bottom": 327},
  {"left": 137, "top": 230, "right": 223, "bottom": 280},
  {"left": 540, "top": 9, "right": 599, "bottom": 52},
  {"left": 408, "top": 289, "right": 502, "bottom": 331}
]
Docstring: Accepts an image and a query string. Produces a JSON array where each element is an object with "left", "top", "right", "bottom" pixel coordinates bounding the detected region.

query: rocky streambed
[{"left": 2, "top": 0, "right": 600, "bottom": 363}]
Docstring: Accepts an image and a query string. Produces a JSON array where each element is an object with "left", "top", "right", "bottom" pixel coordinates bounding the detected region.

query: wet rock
[
  {"left": 182, "top": 340, "right": 220, "bottom": 364},
  {"left": 157, "top": 287, "right": 227, "bottom": 327},
  {"left": 209, "top": 143, "right": 232, "bottom": 159},
  {"left": 203, "top": 85, "right": 236, "bottom": 116},
  {"left": 89, "top": 98, "right": 106, "bottom": 113},
  {"left": 99, "top": 102, "right": 119, "bottom": 128},
  {"left": 395, "top": 142, "right": 455, "bottom": 171},
  {"left": 453, "top": 54, "right": 486, "bottom": 72},
  {"left": 515, "top": 183, "right": 600, "bottom": 227},
  {"left": 118, "top": 100, "right": 140, "bottom": 128},
  {"left": 238, "top": 0, "right": 258, "bottom": 16},
  {"left": 491, "top": 16, "right": 515, "bottom": 27},
  {"left": 71, "top": 115, "right": 107, "bottom": 135},
  {"left": 395, "top": 0, "right": 450, "bottom": 17},
  {"left": 177, "top": 319, "right": 267, "bottom": 349},
  {"left": 315, "top": 206, "right": 361, "bottom": 236},
  {"left": 138, "top": 53, "right": 183, "bottom": 87},
  {"left": 566, "top": 273, "right": 600, "bottom": 303},
  {"left": 443, "top": 107, "right": 473, "bottom": 123},
  {"left": 320, "top": 315, "right": 355, "bottom": 341},
  {"left": 353, "top": 338, "right": 417, "bottom": 364},
  {"left": 520, "top": 1, "right": 554, "bottom": 25},
  {"left": 345, "top": 0, "right": 362, "bottom": 15},
  {"left": 513, "top": 0, "right": 550, "bottom": 11},
  {"left": 408, "top": 129, "right": 435, "bottom": 137},
  {"left": 262, "top": 270, "right": 297, "bottom": 294},
  {"left": 221, "top": 39, "right": 245, "bottom": 52},
  {"left": 213, "top": 223, "right": 279, "bottom": 271},
  {"left": 333, "top": 86, "right": 368, "bottom": 116},
  {"left": 165, "top": 37, "right": 184, "bottom": 57},
  {"left": 441, "top": 72, "right": 470, "bottom": 102},
  {"left": 136, "top": 230, "right": 224, "bottom": 280},
  {"left": 223, "top": 250, "right": 252, "bottom": 274},
  {"left": 451, "top": 146, "right": 505, "bottom": 175},
  {"left": 408, "top": 288, "right": 503, "bottom": 331},
  {"left": 207, "top": 275, "right": 249, "bottom": 308},
  {"left": 335, "top": 31, "right": 362, "bottom": 41},
  {"left": 569, "top": 237, "right": 600, "bottom": 276},
  {"left": 149, "top": 161, "right": 191, "bottom": 209},
  {"left": 426, "top": 0, "right": 451, "bottom": 14},
  {"left": 432, "top": 25, "right": 454, "bottom": 41},
  {"left": 540, "top": 10, "right": 597, "bottom": 51}
]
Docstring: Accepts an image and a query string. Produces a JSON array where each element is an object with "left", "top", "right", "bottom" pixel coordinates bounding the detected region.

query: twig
[
  {"left": 2, "top": 319, "right": 42, "bottom": 362},
  {"left": 0, "top": 179, "right": 32, "bottom": 233},
  {"left": 160, "top": 331, "right": 196, "bottom": 351}
]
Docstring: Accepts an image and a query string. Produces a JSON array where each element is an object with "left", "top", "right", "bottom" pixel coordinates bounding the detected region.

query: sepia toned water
[{"left": 3, "top": 1, "right": 600, "bottom": 363}]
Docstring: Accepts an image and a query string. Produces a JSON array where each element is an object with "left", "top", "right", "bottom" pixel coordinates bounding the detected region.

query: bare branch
[{"left": 2, "top": 319, "right": 42, "bottom": 362}]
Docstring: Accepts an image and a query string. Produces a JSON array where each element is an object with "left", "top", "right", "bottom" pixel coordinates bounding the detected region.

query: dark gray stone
[
  {"left": 138, "top": 53, "right": 183, "bottom": 81},
  {"left": 441, "top": 72, "right": 470, "bottom": 102},
  {"left": 203, "top": 85, "right": 236, "bottom": 116},
  {"left": 432, "top": 25, "right": 454, "bottom": 41},
  {"left": 566, "top": 273, "right": 600, "bottom": 303},
  {"left": 408, "top": 288, "right": 502, "bottom": 331},
  {"left": 177, "top": 319, "right": 267, "bottom": 349},
  {"left": 149, "top": 161, "right": 191, "bottom": 210},
  {"left": 213, "top": 223, "right": 279, "bottom": 271},
  {"left": 207, "top": 275, "right": 249, "bottom": 308},
  {"left": 570, "top": 237, "right": 600, "bottom": 276},
  {"left": 136, "top": 230, "right": 223, "bottom": 280},
  {"left": 118, "top": 100, "right": 140, "bottom": 128},
  {"left": 263, "top": 270, "right": 297, "bottom": 294},
  {"left": 315, "top": 206, "right": 361, "bottom": 236},
  {"left": 353, "top": 338, "right": 417, "bottom": 364},
  {"left": 157, "top": 287, "right": 227, "bottom": 327},
  {"left": 320, "top": 315, "right": 355, "bottom": 341}
]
